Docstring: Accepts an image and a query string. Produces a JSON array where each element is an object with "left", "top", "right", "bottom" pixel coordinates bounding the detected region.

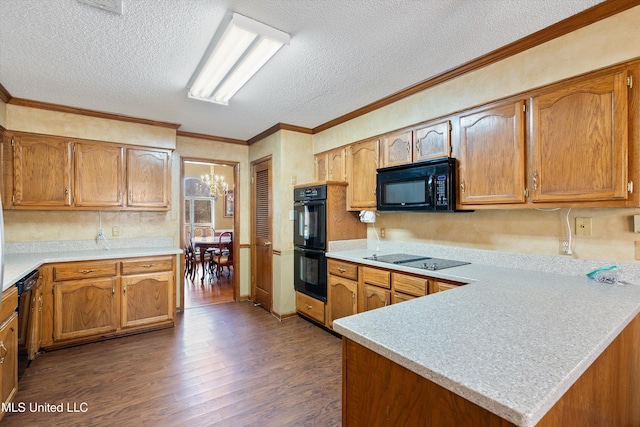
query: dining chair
[
  {"left": 210, "top": 231, "right": 233, "bottom": 280},
  {"left": 183, "top": 232, "right": 196, "bottom": 280}
]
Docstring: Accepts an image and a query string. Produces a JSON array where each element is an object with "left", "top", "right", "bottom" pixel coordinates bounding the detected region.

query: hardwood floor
[
  {"left": 3, "top": 301, "right": 342, "bottom": 426},
  {"left": 185, "top": 262, "right": 234, "bottom": 308}
]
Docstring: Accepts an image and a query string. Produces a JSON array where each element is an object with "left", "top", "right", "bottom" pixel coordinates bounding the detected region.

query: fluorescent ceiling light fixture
[{"left": 188, "top": 13, "right": 290, "bottom": 105}]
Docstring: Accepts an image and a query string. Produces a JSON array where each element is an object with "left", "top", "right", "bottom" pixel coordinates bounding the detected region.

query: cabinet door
[
  {"left": 392, "top": 292, "right": 416, "bottom": 304},
  {"left": 12, "top": 133, "right": 72, "bottom": 207},
  {"left": 327, "top": 148, "right": 346, "bottom": 181},
  {"left": 0, "top": 314, "right": 18, "bottom": 409},
  {"left": 327, "top": 274, "right": 357, "bottom": 328},
  {"left": 413, "top": 120, "right": 451, "bottom": 162},
  {"left": 75, "top": 142, "right": 124, "bottom": 207},
  {"left": 314, "top": 153, "right": 328, "bottom": 182},
  {"left": 121, "top": 272, "right": 173, "bottom": 328},
  {"left": 53, "top": 278, "right": 119, "bottom": 341},
  {"left": 429, "top": 281, "right": 462, "bottom": 294},
  {"left": 458, "top": 100, "right": 526, "bottom": 205},
  {"left": 363, "top": 284, "right": 390, "bottom": 312},
  {"left": 346, "top": 138, "right": 379, "bottom": 210},
  {"left": 380, "top": 130, "right": 412, "bottom": 168},
  {"left": 531, "top": 69, "right": 628, "bottom": 202},
  {"left": 126, "top": 148, "right": 171, "bottom": 208}
]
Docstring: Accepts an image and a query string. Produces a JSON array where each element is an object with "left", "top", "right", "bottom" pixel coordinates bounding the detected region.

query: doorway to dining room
[{"left": 181, "top": 159, "right": 237, "bottom": 309}]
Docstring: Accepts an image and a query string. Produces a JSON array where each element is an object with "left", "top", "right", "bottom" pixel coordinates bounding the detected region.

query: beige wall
[
  {"left": 0, "top": 98, "right": 6, "bottom": 129},
  {"left": 249, "top": 130, "right": 314, "bottom": 316},
  {"left": 312, "top": 6, "right": 640, "bottom": 263}
]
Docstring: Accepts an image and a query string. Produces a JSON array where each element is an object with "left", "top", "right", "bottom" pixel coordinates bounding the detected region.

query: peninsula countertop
[
  {"left": 329, "top": 248, "right": 640, "bottom": 427},
  {"left": 3, "top": 246, "right": 182, "bottom": 291}
]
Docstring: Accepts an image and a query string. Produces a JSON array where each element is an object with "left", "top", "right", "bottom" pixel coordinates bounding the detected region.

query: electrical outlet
[
  {"left": 112, "top": 226, "right": 120, "bottom": 237},
  {"left": 560, "top": 240, "right": 571, "bottom": 255},
  {"left": 380, "top": 228, "right": 385, "bottom": 238}
]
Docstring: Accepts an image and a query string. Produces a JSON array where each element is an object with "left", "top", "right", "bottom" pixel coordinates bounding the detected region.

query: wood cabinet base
[{"left": 343, "top": 313, "right": 640, "bottom": 426}]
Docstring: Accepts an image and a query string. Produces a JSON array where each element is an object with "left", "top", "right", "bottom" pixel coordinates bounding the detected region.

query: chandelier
[{"left": 202, "top": 167, "right": 228, "bottom": 200}]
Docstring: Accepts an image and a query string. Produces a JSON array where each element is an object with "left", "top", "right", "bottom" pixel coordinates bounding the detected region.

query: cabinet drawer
[
  {"left": 296, "top": 292, "right": 325, "bottom": 324},
  {"left": 392, "top": 273, "right": 427, "bottom": 297},
  {"left": 53, "top": 261, "right": 117, "bottom": 281},
  {"left": 362, "top": 266, "right": 390, "bottom": 289},
  {"left": 328, "top": 259, "right": 358, "bottom": 280},
  {"left": 0, "top": 286, "right": 18, "bottom": 324},
  {"left": 121, "top": 257, "right": 173, "bottom": 275}
]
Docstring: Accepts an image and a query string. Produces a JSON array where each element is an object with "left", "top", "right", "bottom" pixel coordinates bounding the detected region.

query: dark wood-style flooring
[
  {"left": 185, "top": 262, "right": 235, "bottom": 308},
  {"left": 3, "top": 301, "right": 342, "bottom": 426}
]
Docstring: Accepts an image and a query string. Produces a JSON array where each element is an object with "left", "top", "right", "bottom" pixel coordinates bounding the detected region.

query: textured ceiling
[{"left": 0, "top": 0, "right": 604, "bottom": 141}]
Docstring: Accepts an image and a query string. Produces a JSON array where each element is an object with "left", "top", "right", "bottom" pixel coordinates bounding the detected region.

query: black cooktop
[{"left": 363, "top": 253, "right": 470, "bottom": 271}]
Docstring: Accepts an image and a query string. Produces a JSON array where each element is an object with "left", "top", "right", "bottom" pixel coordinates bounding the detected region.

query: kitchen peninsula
[{"left": 330, "top": 243, "right": 640, "bottom": 426}]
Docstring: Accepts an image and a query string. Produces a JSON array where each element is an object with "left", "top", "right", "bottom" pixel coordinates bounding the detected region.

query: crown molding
[
  {"left": 0, "top": 83, "right": 11, "bottom": 103},
  {"left": 247, "top": 123, "right": 313, "bottom": 145},
  {"left": 177, "top": 130, "right": 247, "bottom": 145}
]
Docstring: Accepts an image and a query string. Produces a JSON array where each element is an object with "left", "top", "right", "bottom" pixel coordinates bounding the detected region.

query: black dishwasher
[{"left": 17, "top": 269, "right": 40, "bottom": 379}]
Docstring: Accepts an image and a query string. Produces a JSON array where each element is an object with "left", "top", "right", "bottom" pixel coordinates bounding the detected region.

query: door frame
[{"left": 179, "top": 157, "right": 239, "bottom": 310}]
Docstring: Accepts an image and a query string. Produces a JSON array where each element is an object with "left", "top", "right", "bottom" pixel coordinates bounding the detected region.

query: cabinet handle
[
  {"left": 141, "top": 264, "right": 155, "bottom": 268},
  {"left": 123, "top": 285, "right": 126, "bottom": 295},
  {"left": 118, "top": 191, "right": 122, "bottom": 201},
  {"left": 415, "top": 142, "right": 420, "bottom": 154},
  {"left": 533, "top": 170, "right": 538, "bottom": 190},
  {"left": 338, "top": 268, "right": 346, "bottom": 273},
  {"left": 64, "top": 187, "right": 69, "bottom": 197},
  {"left": 352, "top": 293, "right": 355, "bottom": 304},
  {"left": 0, "top": 341, "right": 7, "bottom": 363},
  {"left": 79, "top": 269, "right": 95, "bottom": 274},
  {"left": 112, "top": 286, "right": 115, "bottom": 296},
  {"left": 306, "top": 304, "right": 313, "bottom": 310},
  {"left": 129, "top": 191, "right": 132, "bottom": 202},
  {"left": 460, "top": 181, "right": 465, "bottom": 194}
]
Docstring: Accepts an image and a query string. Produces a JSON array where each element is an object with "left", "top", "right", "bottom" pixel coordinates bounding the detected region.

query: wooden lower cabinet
[
  {"left": 363, "top": 284, "right": 390, "bottom": 311},
  {"left": 53, "top": 277, "right": 119, "bottom": 341},
  {"left": 0, "top": 287, "right": 19, "bottom": 421},
  {"left": 41, "top": 256, "right": 175, "bottom": 349},
  {"left": 430, "top": 280, "right": 463, "bottom": 293},
  {"left": 120, "top": 257, "right": 175, "bottom": 328},
  {"left": 295, "top": 291, "right": 325, "bottom": 324},
  {"left": 327, "top": 271, "right": 358, "bottom": 328}
]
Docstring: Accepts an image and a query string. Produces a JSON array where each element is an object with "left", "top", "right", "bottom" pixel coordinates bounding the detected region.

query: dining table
[{"left": 192, "top": 234, "right": 232, "bottom": 282}]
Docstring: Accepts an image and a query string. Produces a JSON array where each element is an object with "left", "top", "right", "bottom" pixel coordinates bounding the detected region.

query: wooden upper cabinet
[
  {"left": 530, "top": 69, "right": 629, "bottom": 203},
  {"left": 346, "top": 138, "right": 379, "bottom": 210},
  {"left": 315, "top": 148, "right": 346, "bottom": 182},
  {"left": 327, "top": 148, "right": 346, "bottom": 181},
  {"left": 126, "top": 148, "right": 171, "bottom": 209},
  {"left": 74, "top": 142, "right": 124, "bottom": 207},
  {"left": 413, "top": 120, "right": 451, "bottom": 162},
  {"left": 12, "top": 133, "right": 72, "bottom": 207},
  {"left": 380, "top": 130, "right": 412, "bottom": 168},
  {"left": 314, "top": 152, "right": 328, "bottom": 182},
  {"left": 458, "top": 99, "right": 527, "bottom": 205}
]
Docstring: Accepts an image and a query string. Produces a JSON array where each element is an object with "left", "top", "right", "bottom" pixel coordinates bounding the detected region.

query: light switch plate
[{"left": 634, "top": 215, "right": 640, "bottom": 233}]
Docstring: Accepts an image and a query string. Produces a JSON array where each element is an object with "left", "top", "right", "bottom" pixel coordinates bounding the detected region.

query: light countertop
[
  {"left": 330, "top": 247, "right": 640, "bottom": 427},
  {"left": 3, "top": 246, "right": 182, "bottom": 291}
]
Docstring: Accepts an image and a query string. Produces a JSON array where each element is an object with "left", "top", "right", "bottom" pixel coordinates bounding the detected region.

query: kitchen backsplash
[{"left": 5, "top": 237, "right": 174, "bottom": 254}]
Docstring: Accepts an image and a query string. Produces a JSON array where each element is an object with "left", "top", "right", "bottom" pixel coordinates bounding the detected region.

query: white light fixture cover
[{"left": 189, "top": 13, "right": 290, "bottom": 105}]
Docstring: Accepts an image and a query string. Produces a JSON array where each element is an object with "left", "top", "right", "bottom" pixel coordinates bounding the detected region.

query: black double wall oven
[{"left": 293, "top": 185, "right": 327, "bottom": 302}]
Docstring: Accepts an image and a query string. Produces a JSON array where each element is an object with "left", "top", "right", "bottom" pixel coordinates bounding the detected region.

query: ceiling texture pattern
[{"left": 0, "top": 0, "right": 604, "bottom": 141}]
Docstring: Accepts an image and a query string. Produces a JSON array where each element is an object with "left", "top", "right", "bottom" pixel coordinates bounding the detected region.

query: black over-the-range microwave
[{"left": 376, "top": 158, "right": 457, "bottom": 212}]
